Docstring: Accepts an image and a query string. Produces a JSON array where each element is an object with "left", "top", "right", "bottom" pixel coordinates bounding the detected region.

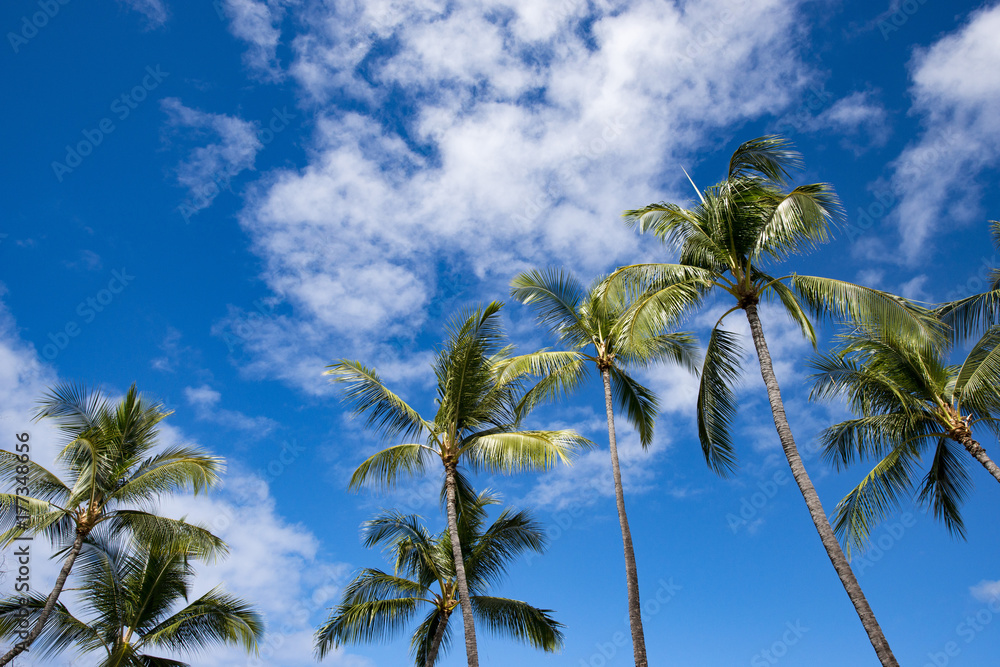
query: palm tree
[
  {"left": 510, "top": 268, "right": 697, "bottom": 667},
  {"left": 0, "top": 530, "right": 262, "bottom": 666},
  {"left": 0, "top": 384, "right": 226, "bottom": 665},
  {"left": 316, "top": 487, "right": 564, "bottom": 666},
  {"left": 325, "top": 302, "right": 589, "bottom": 667},
  {"left": 610, "top": 136, "right": 944, "bottom": 667},
  {"left": 810, "top": 325, "right": 1000, "bottom": 555},
  {"left": 937, "top": 219, "right": 1000, "bottom": 341}
]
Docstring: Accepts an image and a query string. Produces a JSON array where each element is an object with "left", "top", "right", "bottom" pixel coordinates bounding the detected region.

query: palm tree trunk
[
  {"left": 743, "top": 303, "right": 899, "bottom": 667},
  {"left": 426, "top": 609, "right": 451, "bottom": 667},
  {"left": 601, "top": 367, "right": 648, "bottom": 667},
  {"left": 444, "top": 462, "right": 479, "bottom": 667},
  {"left": 0, "top": 530, "right": 86, "bottom": 666},
  {"left": 959, "top": 435, "right": 1000, "bottom": 484}
]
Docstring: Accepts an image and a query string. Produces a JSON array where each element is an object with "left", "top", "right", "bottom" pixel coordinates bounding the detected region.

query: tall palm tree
[
  {"left": 325, "top": 302, "right": 589, "bottom": 667},
  {"left": 0, "top": 384, "right": 226, "bottom": 665},
  {"left": 811, "top": 325, "right": 1000, "bottom": 555},
  {"left": 0, "top": 531, "right": 262, "bottom": 666},
  {"left": 316, "top": 487, "right": 564, "bottom": 666},
  {"left": 510, "top": 268, "right": 697, "bottom": 667},
  {"left": 610, "top": 136, "right": 944, "bottom": 667}
]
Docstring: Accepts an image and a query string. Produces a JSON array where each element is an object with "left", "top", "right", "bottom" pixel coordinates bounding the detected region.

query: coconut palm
[
  {"left": 510, "top": 268, "right": 697, "bottom": 667},
  {"left": 610, "top": 136, "right": 945, "bottom": 667},
  {"left": 0, "top": 384, "right": 226, "bottom": 665},
  {"left": 937, "top": 219, "right": 1000, "bottom": 341},
  {"left": 811, "top": 325, "right": 1000, "bottom": 555},
  {"left": 0, "top": 530, "right": 262, "bottom": 666},
  {"left": 325, "top": 301, "right": 589, "bottom": 667},
  {"left": 316, "top": 487, "right": 564, "bottom": 666}
]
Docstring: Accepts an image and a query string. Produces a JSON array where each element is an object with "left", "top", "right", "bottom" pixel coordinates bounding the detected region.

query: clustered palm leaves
[
  {"left": 325, "top": 301, "right": 589, "bottom": 667},
  {"left": 0, "top": 530, "right": 262, "bottom": 667},
  {"left": 812, "top": 323, "right": 1000, "bottom": 555},
  {"left": 316, "top": 488, "right": 563, "bottom": 666},
  {"left": 0, "top": 384, "right": 228, "bottom": 665}
]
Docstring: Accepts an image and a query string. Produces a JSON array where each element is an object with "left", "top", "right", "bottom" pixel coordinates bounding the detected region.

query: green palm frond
[
  {"left": 104, "top": 511, "right": 227, "bottom": 560},
  {"left": 791, "top": 275, "right": 946, "bottom": 351},
  {"left": 831, "top": 444, "right": 922, "bottom": 557},
  {"left": 726, "top": 135, "right": 801, "bottom": 185},
  {"left": 462, "top": 430, "right": 592, "bottom": 474},
  {"left": 609, "top": 367, "right": 659, "bottom": 449},
  {"left": 111, "top": 447, "right": 224, "bottom": 503},
  {"left": 916, "top": 438, "right": 972, "bottom": 538},
  {"left": 510, "top": 268, "right": 586, "bottom": 346},
  {"left": 469, "top": 596, "right": 564, "bottom": 652},
  {"left": 758, "top": 272, "right": 817, "bottom": 345},
  {"left": 412, "top": 607, "right": 453, "bottom": 667},
  {"left": 0, "top": 594, "right": 96, "bottom": 661},
  {"left": 326, "top": 360, "right": 430, "bottom": 443},
  {"left": 349, "top": 444, "right": 432, "bottom": 490},
  {"left": 752, "top": 183, "right": 840, "bottom": 262},
  {"left": 142, "top": 587, "right": 264, "bottom": 655},
  {"left": 697, "top": 328, "right": 744, "bottom": 477},
  {"left": 953, "top": 326, "right": 1000, "bottom": 407}
]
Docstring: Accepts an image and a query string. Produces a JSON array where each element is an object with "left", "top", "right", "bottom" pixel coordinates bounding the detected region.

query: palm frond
[
  {"left": 349, "top": 444, "right": 432, "bottom": 490},
  {"left": 510, "top": 268, "right": 586, "bottom": 345},
  {"left": 462, "top": 430, "right": 592, "bottom": 474},
  {"left": 696, "top": 328, "right": 744, "bottom": 476},
  {"left": 609, "top": 367, "right": 659, "bottom": 449},
  {"left": 916, "top": 438, "right": 972, "bottom": 538},
  {"left": 326, "top": 360, "right": 430, "bottom": 443},
  {"left": 727, "top": 135, "right": 801, "bottom": 185},
  {"left": 469, "top": 596, "right": 564, "bottom": 652}
]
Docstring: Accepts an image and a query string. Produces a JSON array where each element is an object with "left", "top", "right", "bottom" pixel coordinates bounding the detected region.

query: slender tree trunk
[
  {"left": 0, "top": 530, "right": 86, "bottom": 666},
  {"left": 426, "top": 608, "right": 451, "bottom": 667},
  {"left": 743, "top": 303, "right": 899, "bottom": 667},
  {"left": 601, "top": 367, "right": 648, "bottom": 667},
  {"left": 444, "top": 462, "right": 479, "bottom": 667},
  {"left": 959, "top": 435, "right": 1000, "bottom": 484}
]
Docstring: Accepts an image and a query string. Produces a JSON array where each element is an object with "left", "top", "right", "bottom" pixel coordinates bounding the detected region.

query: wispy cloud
[
  {"left": 184, "top": 383, "right": 279, "bottom": 435},
  {"left": 889, "top": 3, "right": 1000, "bottom": 262},
  {"left": 161, "top": 98, "right": 263, "bottom": 218}
]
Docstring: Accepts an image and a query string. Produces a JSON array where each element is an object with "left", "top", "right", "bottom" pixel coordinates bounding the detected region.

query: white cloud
[
  {"left": 120, "top": 0, "right": 169, "bottom": 27},
  {"left": 232, "top": 0, "right": 832, "bottom": 394},
  {"left": 971, "top": 579, "right": 1000, "bottom": 603},
  {"left": 162, "top": 98, "right": 264, "bottom": 219},
  {"left": 889, "top": 3, "right": 1000, "bottom": 262},
  {"left": 184, "top": 383, "right": 280, "bottom": 435},
  {"left": 222, "top": 0, "right": 298, "bottom": 79}
]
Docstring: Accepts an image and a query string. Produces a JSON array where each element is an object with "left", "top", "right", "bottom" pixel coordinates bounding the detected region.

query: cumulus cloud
[
  {"left": 230, "top": 0, "right": 833, "bottom": 394},
  {"left": 162, "top": 98, "right": 264, "bottom": 219},
  {"left": 971, "top": 579, "right": 1000, "bottom": 603},
  {"left": 889, "top": 3, "right": 1000, "bottom": 262}
]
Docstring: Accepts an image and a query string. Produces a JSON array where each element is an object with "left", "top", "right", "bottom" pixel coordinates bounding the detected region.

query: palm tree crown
[
  {"left": 316, "top": 487, "right": 563, "bottom": 666},
  {"left": 325, "top": 301, "right": 589, "bottom": 667},
  {"left": 0, "top": 531, "right": 262, "bottom": 667},
  {"left": 0, "top": 384, "right": 226, "bottom": 664},
  {"left": 811, "top": 325, "right": 1000, "bottom": 554}
]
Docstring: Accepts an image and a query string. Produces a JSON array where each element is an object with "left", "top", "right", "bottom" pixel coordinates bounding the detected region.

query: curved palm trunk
[
  {"left": 426, "top": 608, "right": 451, "bottom": 667},
  {"left": 958, "top": 435, "right": 1000, "bottom": 483},
  {"left": 600, "top": 368, "right": 648, "bottom": 667},
  {"left": 744, "top": 304, "right": 898, "bottom": 667},
  {"left": 0, "top": 531, "right": 86, "bottom": 666},
  {"left": 444, "top": 462, "right": 479, "bottom": 667}
]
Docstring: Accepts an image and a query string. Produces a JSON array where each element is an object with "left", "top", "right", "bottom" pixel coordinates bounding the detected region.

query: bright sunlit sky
[{"left": 3, "top": 0, "right": 1000, "bottom": 665}]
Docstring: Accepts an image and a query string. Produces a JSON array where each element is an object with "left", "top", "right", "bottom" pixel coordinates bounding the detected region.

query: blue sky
[{"left": 2, "top": 0, "right": 1000, "bottom": 665}]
